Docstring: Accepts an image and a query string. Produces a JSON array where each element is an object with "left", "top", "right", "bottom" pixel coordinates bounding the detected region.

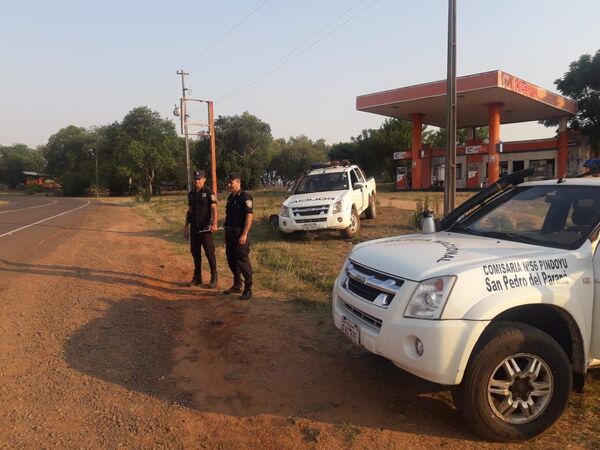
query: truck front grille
[
  {"left": 343, "top": 302, "right": 382, "bottom": 329},
  {"left": 344, "top": 261, "right": 404, "bottom": 307},
  {"left": 292, "top": 205, "right": 329, "bottom": 217},
  {"left": 295, "top": 218, "right": 327, "bottom": 224},
  {"left": 347, "top": 278, "right": 380, "bottom": 301}
]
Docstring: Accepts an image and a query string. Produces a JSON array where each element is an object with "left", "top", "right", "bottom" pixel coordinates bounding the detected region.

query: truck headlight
[
  {"left": 404, "top": 276, "right": 456, "bottom": 319},
  {"left": 280, "top": 205, "right": 290, "bottom": 218},
  {"left": 332, "top": 200, "right": 343, "bottom": 214}
]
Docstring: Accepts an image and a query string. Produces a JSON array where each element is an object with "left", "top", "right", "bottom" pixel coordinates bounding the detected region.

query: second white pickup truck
[{"left": 279, "top": 161, "right": 376, "bottom": 238}]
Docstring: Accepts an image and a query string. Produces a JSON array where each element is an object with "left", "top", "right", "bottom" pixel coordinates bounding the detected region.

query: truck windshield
[
  {"left": 294, "top": 172, "right": 349, "bottom": 194},
  {"left": 451, "top": 185, "right": 600, "bottom": 250}
]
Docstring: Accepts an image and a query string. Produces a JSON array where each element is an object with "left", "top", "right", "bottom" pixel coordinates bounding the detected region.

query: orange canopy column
[
  {"left": 486, "top": 102, "right": 503, "bottom": 184},
  {"left": 557, "top": 117, "right": 568, "bottom": 177},
  {"left": 410, "top": 113, "right": 424, "bottom": 189}
]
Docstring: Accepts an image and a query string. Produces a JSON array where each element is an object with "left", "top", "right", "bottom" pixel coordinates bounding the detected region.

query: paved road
[{"left": 0, "top": 195, "right": 92, "bottom": 261}]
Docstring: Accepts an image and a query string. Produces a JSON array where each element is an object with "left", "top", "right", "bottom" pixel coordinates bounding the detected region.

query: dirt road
[{"left": 0, "top": 200, "right": 596, "bottom": 449}]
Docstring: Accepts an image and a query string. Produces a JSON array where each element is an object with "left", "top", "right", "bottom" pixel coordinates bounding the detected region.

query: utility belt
[{"left": 225, "top": 226, "right": 244, "bottom": 238}]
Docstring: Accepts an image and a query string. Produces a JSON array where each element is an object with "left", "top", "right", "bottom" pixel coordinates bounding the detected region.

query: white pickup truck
[
  {"left": 279, "top": 161, "right": 376, "bottom": 238},
  {"left": 332, "top": 165, "right": 600, "bottom": 442}
]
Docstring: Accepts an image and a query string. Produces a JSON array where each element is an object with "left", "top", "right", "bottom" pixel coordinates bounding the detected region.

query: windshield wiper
[
  {"left": 479, "top": 231, "right": 539, "bottom": 245},
  {"left": 449, "top": 224, "right": 485, "bottom": 237}
]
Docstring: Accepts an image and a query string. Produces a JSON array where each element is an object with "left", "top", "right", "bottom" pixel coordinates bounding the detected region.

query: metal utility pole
[
  {"left": 174, "top": 71, "right": 218, "bottom": 194},
  {"left": 88, "top": 148, "right": 99, "bottom": 198},
  {"left": 208, "top": 101, "right": 217, "bottom": 194},
  {"left": 95, "top": 151, "right": 99, "bottom": 198},
  {"left": 177, "top": 69, "right": 192, "bottom": 192},
  {"left": 444, "top": 0, "right": 457, "bottom": 216}
]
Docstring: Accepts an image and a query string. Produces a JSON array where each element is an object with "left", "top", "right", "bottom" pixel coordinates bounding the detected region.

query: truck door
[
  {"left": 356, "top": 168, "right": 369, "bottom": 207},
  {"left": 350, "top": 169, "right": 364, "bottom": 213},
  {"left": 590, "top": 239, "right": 600, "bottom": 359}
]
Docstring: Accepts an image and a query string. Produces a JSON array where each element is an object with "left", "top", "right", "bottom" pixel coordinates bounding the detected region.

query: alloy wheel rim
[
  {"left": 349, "top": 214, "right": 358, "bottom": 232},
  {"left": 487, "top": 352, "right": 553, "bottom": 424}
]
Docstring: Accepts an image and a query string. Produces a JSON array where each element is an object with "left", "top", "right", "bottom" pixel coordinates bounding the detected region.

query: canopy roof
[{"left": 356, "top": 70, "right": 577, "bottom": 128}]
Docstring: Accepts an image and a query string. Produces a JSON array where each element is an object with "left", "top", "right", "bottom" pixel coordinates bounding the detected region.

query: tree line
[{"left": 1, "top": 49, "right": 598, "bottom": 196}]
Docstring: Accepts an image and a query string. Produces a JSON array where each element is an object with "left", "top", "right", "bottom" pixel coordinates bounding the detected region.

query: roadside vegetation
[{"left": 135, "top": 188, "right": 473, "bottom": 309}]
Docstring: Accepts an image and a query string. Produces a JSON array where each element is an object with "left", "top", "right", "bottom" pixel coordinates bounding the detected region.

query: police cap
[{"left": 193, "top": 170, "right": 206, "bottom": 180}]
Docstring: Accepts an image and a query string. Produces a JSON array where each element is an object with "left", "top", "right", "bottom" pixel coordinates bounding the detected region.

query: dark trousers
[
  {"left": 190, "top": 231, "right": 217, "bottom": 277},
  {"left": 225, "top": 227, "right": 252, "bottom": 286}
]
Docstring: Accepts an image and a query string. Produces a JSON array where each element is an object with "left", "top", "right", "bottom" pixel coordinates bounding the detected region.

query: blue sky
[{"left": 2, "top": 0, "right": 599, "bottom": 148}]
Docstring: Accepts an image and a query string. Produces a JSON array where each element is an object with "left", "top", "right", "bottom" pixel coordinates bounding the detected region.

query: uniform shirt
[
  {"left": 225, "top": 190, "right": 253, "bottom": 228},
  {"left": 188, "top": 186, "right": 216, "bottom": 231}
]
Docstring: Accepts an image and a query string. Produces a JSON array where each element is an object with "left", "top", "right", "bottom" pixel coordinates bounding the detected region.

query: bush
[
  {"left": 61, "top": 171, "right": 90, "bottom": 196},
  {"left": 410, "top": 196, "right": 441, "bottom": 229},
  {"left": 25, "top": 184, "right": 45, "bottom": 195}
]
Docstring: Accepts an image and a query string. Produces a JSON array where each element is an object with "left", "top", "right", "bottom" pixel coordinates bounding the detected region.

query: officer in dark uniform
[
  {"left": 183, "top": 170, "right": 218, "bottom": 288},
  {"left": 223, "top": 172, "right": 253, "bottom": 300}
]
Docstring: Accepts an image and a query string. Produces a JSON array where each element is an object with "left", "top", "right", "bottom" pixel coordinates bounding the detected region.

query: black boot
[
  {"left": 239, "top": 283, "right": 252, "bottom": 300},
  {"left": 208, "top": 272, "right": 218, "bottom": 289},
  {"left": 189, "top": 274, "right": 202, "bottom": 287},
  {"left": 223, "top": 279, "right": 242, "bottom": 294}
]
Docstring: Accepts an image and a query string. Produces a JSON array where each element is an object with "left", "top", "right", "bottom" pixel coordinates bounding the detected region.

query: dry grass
[{"left": 133, "top": 188, "right": 435, "bottom": 306}]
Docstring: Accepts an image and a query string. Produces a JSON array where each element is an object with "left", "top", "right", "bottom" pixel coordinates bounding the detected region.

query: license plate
[
  {"left": 341, "top": 317, "right": 360, "bottom": 345},
  {"left": 303, "top": 223, "right": 318, "bottom": 231}
]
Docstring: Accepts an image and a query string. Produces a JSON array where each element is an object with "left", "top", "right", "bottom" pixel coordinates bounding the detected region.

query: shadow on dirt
[
  {"left": 63, "top": 292, "right": 477, "bottom": 441},
  {"left": 0, "top": 259, "right": 196, "bottom": 296}
]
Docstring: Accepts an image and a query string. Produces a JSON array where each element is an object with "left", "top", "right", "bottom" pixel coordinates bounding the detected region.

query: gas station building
[{"left": 356, "top": 70, "right": 590, "bottom": 190}]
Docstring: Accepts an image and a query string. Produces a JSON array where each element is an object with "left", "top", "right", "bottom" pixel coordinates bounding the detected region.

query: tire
[
  {"left": 365, "top": 195, "right": 377, "bottom": 219},
  {"left": 340, "top": 208, "right": 360, "bottom": 239},
  {"left": 456, "top": 322, "right": 571, "bottom": 442}
]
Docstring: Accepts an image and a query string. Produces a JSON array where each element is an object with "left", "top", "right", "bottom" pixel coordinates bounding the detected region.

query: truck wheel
[
  {"left": 340, "top": 208, "right": 360, "bottom": 239},
  {"left": 365, "top": 195, "right": 377, "bottom": 219},
  {"left": 456, "top": 322, "right": 571, "bottom": 442}
]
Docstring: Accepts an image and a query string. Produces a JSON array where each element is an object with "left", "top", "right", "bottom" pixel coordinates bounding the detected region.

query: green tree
[
  {"left": 0, "top": 144, "right": 45, "bottom": 189},
  {"left": 193, "top": 112, "right": 273, "bottom": 190},
  {"left": 270, "top": 135, "right": 328, "bottom": 184},
  {"left": 545, "top": 49, "right": 600, "bottom": 151},
  {"left": 44, "top": 126, "right": 96, "bottom": 195},
  {"left": 92, "top": 123, "right": 130, "bottom": 196},
  {"left": 423, "top": 126, "right": 489, "bottom": 147},
  {"left": 115, "top": 106, "right": 182, "bottom": 197},
  {"left": 352, "top": 118, "right": 413, "bottom": 180},
  {"left": 328, "top": 141, "right": 358, "bottom": 162}
]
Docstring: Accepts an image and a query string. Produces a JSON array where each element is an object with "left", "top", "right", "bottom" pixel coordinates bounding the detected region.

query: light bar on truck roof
[{"left": 309, "top": 160, "right": 351, "bottom": 170}]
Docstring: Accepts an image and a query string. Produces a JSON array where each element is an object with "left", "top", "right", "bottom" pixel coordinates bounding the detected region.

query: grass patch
[
  {"left": 334, "top": 422, "right": 362, "bottom": 444},
  {"left": 132, "top": 188, "right": 439, "bottom": 305}
]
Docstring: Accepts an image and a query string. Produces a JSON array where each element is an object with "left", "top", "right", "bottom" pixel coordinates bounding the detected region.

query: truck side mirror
[{"left": 353, "top": 182, "right": 365, "bottom": 190}]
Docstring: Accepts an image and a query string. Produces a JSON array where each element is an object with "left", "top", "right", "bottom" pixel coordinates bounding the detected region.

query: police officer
[
  {"left": 183, "top": 170, "right": 218, "bottom": 288},
  {"left": 223, "top": 172, "right": 253, "bottom": 300}
]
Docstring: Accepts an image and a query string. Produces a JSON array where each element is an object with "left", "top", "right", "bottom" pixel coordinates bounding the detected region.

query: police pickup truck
[
  {"left": 279, "top": 161, "right": 376, "bottom": 238},
  {"left": 332, "top": 162, "right": 600, "bottom": 441}
]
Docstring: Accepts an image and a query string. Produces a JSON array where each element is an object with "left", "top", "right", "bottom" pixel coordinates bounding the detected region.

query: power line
[
  {"left": 217, "top": 0, "right": 367, "bottom": 102},
  {"left": 183, "top": 0, "right": 270, "bottom": 68},
  {"left": 143, "top": 0, "right": 270, "bottom": 105},
  {"left": 217, "top": 0, "right": 380, "bottom": 104}
]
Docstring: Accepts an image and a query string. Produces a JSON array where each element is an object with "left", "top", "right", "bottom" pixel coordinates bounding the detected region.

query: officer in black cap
[
  {"left": 223, "top": 172, "right": 253, "bottom": 300},
  {"left": 183, "top": 170, "right": 218, "bottom": 288}
]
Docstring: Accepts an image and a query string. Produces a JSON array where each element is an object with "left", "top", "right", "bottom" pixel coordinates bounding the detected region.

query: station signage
[
  {"left": 393, "top": 151, "right": 408, "bottom": 160},
  {"left": 465, "top": 145, "right": 481, "bottom": 154}
]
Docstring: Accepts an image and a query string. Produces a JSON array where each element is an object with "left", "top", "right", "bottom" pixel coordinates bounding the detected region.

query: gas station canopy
[{"left": 356, "top": 70, "right": 577, "bottom": 128}]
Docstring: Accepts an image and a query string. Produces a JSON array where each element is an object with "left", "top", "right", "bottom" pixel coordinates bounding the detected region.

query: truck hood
[
  {"left": 283, "top": 191, "right": 345, "bottom": 207},
  {"left": 349, "top": 232, "right": 571, "bottom": 281}
]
